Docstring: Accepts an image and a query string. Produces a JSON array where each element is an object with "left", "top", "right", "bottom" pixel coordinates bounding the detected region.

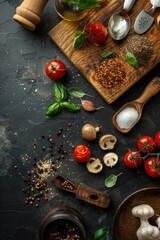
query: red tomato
[
  {"left": 144, "top": 157, "right": 160, "bottom": 178},
  {"left": 45, "top": 60, "right": 66, "bottom": 80},
  {"left": 155, "top": 131, "right": 160, "bottom": 149},
  {"left": 85, "top": 22, "right": 108, "bottom": 45},
  {"left": 73, "top": 145, "right": 91, "bottom": 162},
  {"left": 123, "top": 150, "right": 142, "bottom": 168},
  {"left": 137, "top": 135, "right": 156, "bottom": 153}
]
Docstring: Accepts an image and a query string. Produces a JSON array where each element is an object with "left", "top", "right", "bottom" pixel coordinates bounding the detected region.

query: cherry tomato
[
  {"left": 137, "top": 135, "right": 156, "bottom": 153},
  {"left": 73, "top": 145, "right": 91, "bottom": 162},
  {"left": 85, "top": 22, "right": 108, "bottom": 45},
  {"left": 123, "top": 150, "right": 142, "bottom": 168},
  {"left": 155, "top": 131, "right": 160, "bottom": 149},
  {"left": 144, "top": 157, "right": 160, "bottom": 178},
  {"left": 45, "top": 60, "right": 66, "bottom": 80}
]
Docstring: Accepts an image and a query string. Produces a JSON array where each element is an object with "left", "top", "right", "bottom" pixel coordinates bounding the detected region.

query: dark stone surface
[{"left": 0, "top": 1, "right": 160, "bottom": 239}]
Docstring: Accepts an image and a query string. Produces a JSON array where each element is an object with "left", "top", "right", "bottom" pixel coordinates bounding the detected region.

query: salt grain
[{"left": 116, "top": 107, "right": 139, "bottom": 129}]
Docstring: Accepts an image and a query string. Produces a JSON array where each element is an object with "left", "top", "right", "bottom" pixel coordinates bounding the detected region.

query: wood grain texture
[{"left": 49, "top": 0, "right": 160, "bottom": 103}]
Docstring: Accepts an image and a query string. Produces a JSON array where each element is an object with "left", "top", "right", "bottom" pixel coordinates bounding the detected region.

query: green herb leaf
[
  {"left": 94, "top": 227, "right": 110, "bottom": 240},
  {"left": 54, "top": 82, "right": 68, "bottom": 102},
  {"left": 76, "top": 0, "right": 100, "bottom": 10},
  {"left": 105, "top": 173, "right": 123, "bottom": 188},
  {"left": 45, "top": 102, "right": 62, "bottom": 118},
  {"left": 125, "top": 51, "right": 139, "bottom": 68},
  {"left": 68, "top": 87, "right": 93, "bottom": 98},
  {"left": 101, "top": 51, "right": 113, "bottom": 59},
  {"left": 73, "top": 30, "right": 86, "bottom": 50},
  {"left": 60, "top": 101, "right": 81, "bottom": 112}
]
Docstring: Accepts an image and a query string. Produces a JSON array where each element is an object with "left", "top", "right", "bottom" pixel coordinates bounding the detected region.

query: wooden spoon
[{"left": 112, "top": 76, "right": 160, "bottom": 133}]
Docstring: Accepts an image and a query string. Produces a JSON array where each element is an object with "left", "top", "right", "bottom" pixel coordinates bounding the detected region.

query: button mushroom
[
  {"left": 86, "top": 158, "right": 103, "bottom": 174},
  {"left": 99, "top": 134, "right": 117, "bottom": 150},
  {"left": 132, "top": 204, "right": 160, "bottom": 240},
  {"left": 103, "top": 152, "right": 118, "bottom": 168},
  {"left": 82, "top": 124, "right": 100, "bottom": 141}
]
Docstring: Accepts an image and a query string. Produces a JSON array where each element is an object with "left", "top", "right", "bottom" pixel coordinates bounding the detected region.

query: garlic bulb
[
  {"left": 156, "top": 216, "right": 160, "bottom": 229},
  {"left": 132, "top": 204, "right": 160, "bottom": 240}
]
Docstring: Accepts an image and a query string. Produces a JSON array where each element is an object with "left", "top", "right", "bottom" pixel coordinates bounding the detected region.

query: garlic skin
[
  {"left": 132, "top": 204, "right": 160, "bottom": 240},
  {"left": 156, "top": 216, "right": 160, "bottom": 229}
]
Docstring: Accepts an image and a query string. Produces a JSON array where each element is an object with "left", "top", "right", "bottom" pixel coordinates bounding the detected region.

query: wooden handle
[
  {"left": 13, "top": 0, "right": 48, "bottom": 31},
  {"left": 76, "top": 183, "right": 110, "bottom": 208},
  {"left": 136, "top": 76, "right": 160, "bottom": 105}
]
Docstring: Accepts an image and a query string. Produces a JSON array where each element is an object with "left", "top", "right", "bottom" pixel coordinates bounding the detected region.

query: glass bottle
[{"left": 54, "top": 0, "right": 88, "bottom": 21}]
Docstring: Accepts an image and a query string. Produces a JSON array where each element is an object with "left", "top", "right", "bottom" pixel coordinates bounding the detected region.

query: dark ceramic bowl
[{"left": 39, "top": 207, "right": 87, "bottom": 240}]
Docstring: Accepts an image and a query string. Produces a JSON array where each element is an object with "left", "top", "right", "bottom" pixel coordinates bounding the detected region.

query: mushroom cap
[
  {"left": 82, "top": 124, "right": 99, "bottom": 141},
  {"left": 99, "top": 134, "right": 117, "bottom": 150},
  {"left": 132, "top": 204, "right": 155, "bottom": 218},
  {"left": 103, "top": 152, "right": 118, "bottom": 168},
  {"left": 86, "top": 158, "right": 103, "bottom": 174}
]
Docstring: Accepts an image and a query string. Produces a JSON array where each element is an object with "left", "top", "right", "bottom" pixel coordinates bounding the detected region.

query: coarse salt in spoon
[{"left": 112, "top": 76, "right": 160, "bottom": 133}]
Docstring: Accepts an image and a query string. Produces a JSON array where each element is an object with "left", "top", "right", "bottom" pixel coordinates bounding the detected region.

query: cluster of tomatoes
[
  {"left": 123, "top": 132, "right": 160, "bottom": 178},
  {"left": 45, "top": 23, "right": 108, "bottom": 81}
]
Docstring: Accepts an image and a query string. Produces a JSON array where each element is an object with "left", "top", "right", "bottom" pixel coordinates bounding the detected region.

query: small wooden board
[{"left": 49, "top": 0, "right": 160, "bottom": 104}]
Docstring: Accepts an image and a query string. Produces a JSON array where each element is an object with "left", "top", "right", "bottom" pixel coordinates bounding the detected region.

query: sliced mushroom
[
  {"left": 103, "top": 152, "right": 118, "bottom": 168},
  {"left": 86, "top": 158, "right": 103, "bottom": 174},
  {"left": 99, "top": 134, "right": 117, "bottom": 150}
]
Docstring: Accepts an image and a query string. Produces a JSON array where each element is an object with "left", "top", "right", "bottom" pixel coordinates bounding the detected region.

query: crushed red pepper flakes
[{"left": 94, "top": 59, "right": 126, "bottom": 89}]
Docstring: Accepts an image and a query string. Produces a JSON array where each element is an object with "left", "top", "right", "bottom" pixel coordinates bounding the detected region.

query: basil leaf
[
  {"left": 60, "top": 101, "right": 81, "bottom": 112},
  {"left": 73, "top": 30, "right": 86, "bottom": 50},
  {"left": 68, "top": 87, "right": 86, "bottom": 98},
  {"left": 45, "top": 102, "right": 62, "bottom": 118},
  {"left": 94, "top": 227, "right": 109, "bottom": 240},
  {"left": 77, "top": 0, "right": 100, "bottom": 10},
  {"left": 105, "top": 173, "right": 123, "bottom": 188},
  {"left": 101, "top": 51, "right": 113, "bottom": 59},
  {"left": 54, "top": 82, "right": 68, "bottom": 102},
  {"left": 125, "top": 51, "right": 139, "bottom": 68}
]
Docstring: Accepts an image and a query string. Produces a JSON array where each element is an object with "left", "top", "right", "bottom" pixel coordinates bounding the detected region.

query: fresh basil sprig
[
  {"left": 101, "top": 51, "right": 113, "bottom": 59},
  {"left": 66, "top": 0, "right": 100, "bottom": 10},
  {"left": 94, "top": 227, "right": 110, "bottom": 240},
  {"left": 105, "top": 172, "right": 123, "bottom": 188},
  {"left": 45, "top": 82, "right": 80, "bottom": 118},
  {"left": 125, "top": 51, "right": 139, "bottom": 68},
  {"left": 54, "top": 81, "right": 68, "bottom": 102},
  {"left": 73, "top": 30, "right": 86, "bottom": 50},
  {"left": 68, "top": 87, "right": 94, "bottom": 98}
]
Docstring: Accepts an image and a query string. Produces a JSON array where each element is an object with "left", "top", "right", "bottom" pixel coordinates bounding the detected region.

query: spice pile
[
  {"left": 15, "top": 124, "right": 73, "bottom": 207},
  {"left": 94, "top": 59, "right": 126, "bottom": 89},
  {"left": 120, "top": 34, "right": 153, "bottom": 66},
  {"left": 44, "top": 219, "right": 82, "bottom": 240}
]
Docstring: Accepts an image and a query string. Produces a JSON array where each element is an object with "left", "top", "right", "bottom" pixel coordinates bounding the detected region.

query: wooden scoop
[
  {"left": 112, "top": 76, "right": 160, "bottom": 133},
  {"left": 54, "top": 175, "right": 110, "bottom": 208}
]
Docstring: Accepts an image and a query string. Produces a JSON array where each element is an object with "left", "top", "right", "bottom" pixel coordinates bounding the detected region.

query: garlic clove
[{"left": 81, "top": 99, "right": 104, "bottom": 112}]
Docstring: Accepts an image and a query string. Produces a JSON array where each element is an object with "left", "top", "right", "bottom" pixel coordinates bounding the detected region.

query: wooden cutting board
[{"left": 49, "top": 0, "right": 160, "bottom": 104}]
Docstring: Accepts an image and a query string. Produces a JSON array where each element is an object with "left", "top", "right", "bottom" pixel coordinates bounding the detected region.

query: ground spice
[
  {"left": 94, "top": 59, "right": 126, "bottom": 89},
  {"left": 120, "top": 34, "right": 153, "bottom": 66},
  {"left": 44, "top": 219, "right": 82, "bottom": 240}
]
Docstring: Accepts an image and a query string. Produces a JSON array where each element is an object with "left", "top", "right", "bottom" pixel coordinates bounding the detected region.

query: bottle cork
[{"left": 13, "top": 0, "right": 48, "bottom": 31}]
